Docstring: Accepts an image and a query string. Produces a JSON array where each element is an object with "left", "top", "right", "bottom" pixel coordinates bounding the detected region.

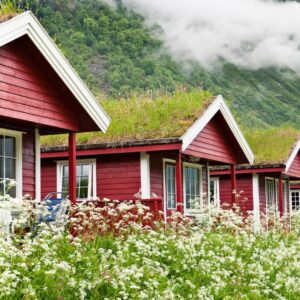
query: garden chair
[{"left": 33, "top": 192, "right": 70, "bottom": 231}]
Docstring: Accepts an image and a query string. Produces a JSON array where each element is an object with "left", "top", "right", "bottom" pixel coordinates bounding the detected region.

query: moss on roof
[
  {"left": 41, "top": 89, "right": 215, "bottom": 146},
  {"left": 244, "top": 126, "right": 300, "bottom": 164},
  {"left": 0, "top": 1, "right": 20, "bottom": 23}
]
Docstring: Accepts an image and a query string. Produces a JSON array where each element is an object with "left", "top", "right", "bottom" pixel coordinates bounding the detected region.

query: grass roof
[
  {"left": 41, "top": 89, "right": 215, "bottom": 146},
  {"left": 0, "top": 1, "right": 20, "bottom": 23},
  {"left": 244, "top": 126, "right": 300, "bottom": 164}
]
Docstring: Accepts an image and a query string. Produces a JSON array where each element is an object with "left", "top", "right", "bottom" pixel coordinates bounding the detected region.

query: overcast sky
[{"left": 110, "top": 0, "right": 300, "bottom": 73}]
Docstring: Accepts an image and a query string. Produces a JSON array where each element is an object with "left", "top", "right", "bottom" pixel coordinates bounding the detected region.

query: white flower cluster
[{"left": 0, "top": 199, "right": 298, "bottom": 299}]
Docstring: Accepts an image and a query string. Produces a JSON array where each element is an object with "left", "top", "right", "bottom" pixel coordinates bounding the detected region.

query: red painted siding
[
  {"left": 287, "top": 152, "right": 300, "bottom": 178},
  {"left": 0, "top": 36, "right": 97, "bottom": 133},
  {"left": 22, "top": 131, "right": 35, "bottom": 197},
  {"left": 184, "top": 112, "right": 247, "bottom": 164},
  {"left": 97, "top": 153, "right": 141, "bottom": 200},
  {"left": 41, "top": 159, "right": 57, "bottom": 199},
  {"left": 218, "top": 174, "right": 253, "bottom": 212},
  {"left": 150, "top": 153, "right": 165, "bottom": 200}
]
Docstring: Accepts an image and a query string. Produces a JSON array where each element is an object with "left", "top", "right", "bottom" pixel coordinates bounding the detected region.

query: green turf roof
[
  {"left": 244, "top": 127, "right": 300, "bottom": 165},
  {"left": 41, "top": 89, "right": 215, "bottom": 146},
  {"left": 0, "top": 2, "right": 19, "bottom": 23}
]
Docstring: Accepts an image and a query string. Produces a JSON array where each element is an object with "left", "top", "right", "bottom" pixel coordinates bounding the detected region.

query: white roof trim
[
  {"left": 180, "top": 95, "right": 254, "bottom": 164},
  {"left": 0, "top": 12, "right": 110, "bottom": 132},
  {"left": 285, "top": 140, "right": 300, "bottom": 173}
]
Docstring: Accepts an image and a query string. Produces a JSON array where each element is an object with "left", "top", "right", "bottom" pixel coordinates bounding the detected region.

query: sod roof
[
  {"left": 0, "top": 2, "right": 19, "bottom": 23},
  {"left": 41, "top": 90, "right": 215, "bottom": 146},
  {"left": 243, "top": 127, "right": 300, "bottom": 165}
]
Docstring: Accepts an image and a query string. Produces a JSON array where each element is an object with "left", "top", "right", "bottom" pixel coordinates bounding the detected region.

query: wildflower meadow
[{"left": 0, "top": 197, "right": 300, "bottom": 299}]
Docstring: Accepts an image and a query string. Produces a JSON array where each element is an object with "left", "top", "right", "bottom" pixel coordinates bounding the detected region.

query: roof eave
[
  {"left": 0, "top": 11, "right": 110, "bottom": 132},
  {"left": 180, "top": 95, "right": 255, "bottom": 164},
  {"left": 285, "top": 140, "right": 300, "bottom": 173}
]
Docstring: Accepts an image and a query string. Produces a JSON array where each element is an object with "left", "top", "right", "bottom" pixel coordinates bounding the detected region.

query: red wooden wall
[
  {"left": 217, "top": 174, "right": 253, "bottom": 212},
  {"left": 0, "top": 36, "right": 97, "bottom": 133},
  {"left": 184, "top": 112, "right": 247, "bottom": 164},
  {"left": 287, "top": 152, "right": 300, "bottom": 178},
  {"left": 22, "top": 130, "right": 35, "bottom": 197},
  {"left": 41, "top": 160, "right": 57, "bottom": 199},
  {"left": 97, "top": 153, "right": 141, "bottom": 200}
]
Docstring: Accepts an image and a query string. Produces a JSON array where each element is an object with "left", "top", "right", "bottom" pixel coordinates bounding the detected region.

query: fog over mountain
[{"left": 114, "top": 0, "right": 300, "bottom": 73}]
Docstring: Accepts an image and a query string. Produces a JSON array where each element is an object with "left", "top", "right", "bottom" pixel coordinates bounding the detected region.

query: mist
[{"left": 117, "top": 0, "right": 300, "bottom": 73}]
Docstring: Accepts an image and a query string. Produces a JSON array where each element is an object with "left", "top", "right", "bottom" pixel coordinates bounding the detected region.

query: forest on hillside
[{"left": 15, "top": 0, "right": 300, "bottom": 129}]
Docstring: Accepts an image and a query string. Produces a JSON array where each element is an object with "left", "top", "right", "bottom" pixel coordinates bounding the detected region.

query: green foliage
[
  {"left": 243, "top": 126, "right": 300, "bottom": 163},
  {"left": 41, "top": 89, "right": 214, "bottom": 146},
  {"left": 15, "top": 0, "right": 300, "bottom": 129}
]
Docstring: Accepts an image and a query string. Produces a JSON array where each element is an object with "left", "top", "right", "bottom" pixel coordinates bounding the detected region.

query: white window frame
[
  {"left": 56, "top": 159, "right": 97, "bottom": 200},
  {"left": 163, "top": 159, "right": 177, "bottom": 214},
  {"left": 282, "top": 180, "right": 288, "bottom": 214},
  {"left": 290, "top": 189, "right": 300, "bottom": 213},
  {"left": 183, "top": 162, "right": 203, "bottom": 215},
  {"left": 209, "top": 177, "right": 220, "bottom": 208},
  {"left": 0, "top": 128, "right": 23, "bottom": 199},
  {"left": 265, "top": 177, "right": 278, "bottom": 213}
]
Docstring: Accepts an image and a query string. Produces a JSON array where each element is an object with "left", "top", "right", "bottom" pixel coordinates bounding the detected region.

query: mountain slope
[{"left": 19, "top": 0, "right": 300, "bottom": 129}]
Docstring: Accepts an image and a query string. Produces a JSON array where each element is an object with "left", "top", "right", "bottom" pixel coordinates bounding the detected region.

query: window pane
[
  {"left": 0, "top": 135, "right": 3, "bottom": 156},
  {"left": 62, "top": 177, "right": 69, "bottom": 190},
  {"left": 63, "top": 165, "right": 69, "bottom": 177},
  {"left": 79, "top": 187, "right": 88, "bottom": 199},
  {"left": 80, "top": 176, "right": 89, "bottom": 187},
  {"left": 5, "top": 158, "right": 16, "bottom": 179},
  {"left": 0, "top": 157, "right": 3, "bottom": 178},
  {"left": 5, "top": 137, "right": 16, "bottom": 157},
  {"left": 166, "top": 164, "right": 176, "bottom": 209},
  {"left": 82, "top": 165, "right": 90, "bottom": 176}
]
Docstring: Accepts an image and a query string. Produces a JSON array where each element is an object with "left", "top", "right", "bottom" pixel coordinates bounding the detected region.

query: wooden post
[
  {"left": 176, "top": 152, "right": 183, "bottom": 213},
  {"left": 68, "top": 132, "right": 77, "bottom": 205},
  {"left": 231, "top": 164, "right": 237, "bottom": 203},
  {"left": 278, "top": 174, "right": 283, "bottom": 217}
]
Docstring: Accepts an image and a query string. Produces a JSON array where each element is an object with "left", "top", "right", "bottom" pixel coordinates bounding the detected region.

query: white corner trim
[
  {"left": 0, "top": 12, "right": 110, "bottom": 132},
  {"left": 285, "top": 140, "right": 300, "bottom": 173},
  {"left": 35, "top": 128, "right": 41, "bottom": 200},
  {"left": 0, "top": 128, "right": 23, "bottom": 199},
  {"left": 180, "top": 95, "right": 254, "bottom": 164},
  {"left": 140, "top": 152, "right": 150, "bottom": 199},
  {"left": 252, "top": 173, "right": 260, "bottom": 232}
]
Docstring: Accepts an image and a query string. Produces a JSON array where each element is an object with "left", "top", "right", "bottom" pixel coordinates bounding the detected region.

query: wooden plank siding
[
  {"left": 0, "top": 36, "right": 98, "bottom": 133},
  {"left": 184, "top": 112, "right": 246, "bottom": 164},
  {"left": 287, "top": 152, "right": 300, "bottom": 178},
  {"left": 22, "top": 130, "right": 35, "bottom": 197},
  {"left": 97, "top": 153, "right": 141, "bottom": 200},
  {"left": 218, "top": 174, "right": 253, "bottom": 213},
  {"left": 41, "top": 159, "right": 57, "bottom": 199}
]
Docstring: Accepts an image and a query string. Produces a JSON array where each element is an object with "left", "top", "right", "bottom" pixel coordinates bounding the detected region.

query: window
[
  {"left": 58, "top": 160, "right": 96, "bottom": 200},
  {"left": 291, "top": 190, "right": 300, "bottom": 211},
  {"left": 165, "top": 162, "right": 176, "bottom": 210},
  {"left": 183, "top": 164, "right": 202, "bottom": 212},
  {"left": 282, "top": 180, "right": 288, "bottom": 213},
  {"left": 210, "top": 177, "right": 220, "bottom": 207},
  {"left": 266, "top": 178, "right": 276, "bottom": 211},
  {"left": 0, "top": 129, "right": 22, "bottom": 198}
]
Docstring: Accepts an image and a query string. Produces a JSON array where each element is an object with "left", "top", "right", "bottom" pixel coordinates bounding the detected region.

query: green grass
[
  {"left": 244, "top": 126, "right": 300, "bottom": 164},
  {"left": 0, "top": 0, "right": 20, "bottom": 22},
  {"left": 41, "top": 89, "right": 214, "bottom": 146}
]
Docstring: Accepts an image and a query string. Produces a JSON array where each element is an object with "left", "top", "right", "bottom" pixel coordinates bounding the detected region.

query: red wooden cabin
[
  {"left": 41, "top": 95, "right": 254, "bottom": 217},
  {"left": 211, "top": 130, "right": 300, "bottom": 224},
  {"left": 0, "top": 12, "right": 110, "bottom": 202}
]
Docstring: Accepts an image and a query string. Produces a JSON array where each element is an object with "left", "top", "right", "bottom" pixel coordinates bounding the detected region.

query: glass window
[
  {"left": 184, "top": 165, "right": 201, "bottom": 211},
  {"left": 60, "top": 162, "right": 94, "bottom": 199},
  {"left": 165, "top": 163, "right": 176, "bottom": 210},
  {"left": 291, "top": 191, "right": 300, "bottom": 211},
  {"left": 266, "top": 178, "right": 277, "bottom": 212},
  {"left": 210, "top": 178, "right": 220, "bottom": 207},
  {"left": 0, "top": 135, "right": 16, "bottom": 197},
  {"left": 282, "top": 181, "right": 288, "bottom": 213}
]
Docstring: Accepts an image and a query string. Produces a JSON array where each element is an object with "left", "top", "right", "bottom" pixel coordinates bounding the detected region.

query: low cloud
[{"left": 119, "top": 0, "right": 300, "bottom": 73}]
